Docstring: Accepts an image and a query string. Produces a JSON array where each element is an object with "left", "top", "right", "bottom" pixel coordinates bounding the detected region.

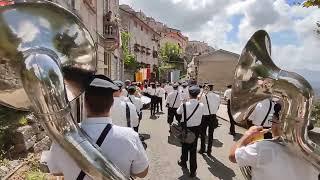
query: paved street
[{"left": 138, "top": 105, "right": 246, "bottom": 180}]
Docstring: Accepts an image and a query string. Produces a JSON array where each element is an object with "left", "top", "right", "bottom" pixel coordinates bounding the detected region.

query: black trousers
[
  {"left": 227, "top": 100, "right": 236, "bottom": 134},
  {"left": 167, "top": 107, "right": 181, "bottom": 124},
  {"left": 156, "top": 96, "right": 163, "bottom": 112},
  {"left": 200, "top": 115, "right": 216, "bottom": 153},
  {"left": 134, "top": 112, "right": 143, "bottom": 132},
  {"left": 150, "top": 96, "right": 157, "bottom": 116},
  {"left": 180, "top": 126, "right": 200, "bottom": 174}
]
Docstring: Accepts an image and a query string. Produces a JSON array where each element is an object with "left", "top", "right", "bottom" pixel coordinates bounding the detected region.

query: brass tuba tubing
[
  {"left": 230, "top": 30, "right": 320, "bottom": 179},
  {"left": 0, "top": 1, "right": 127, "bottom": 179},
  {"left": 20, "top": 50, "right": 126, "bottom": 179}
]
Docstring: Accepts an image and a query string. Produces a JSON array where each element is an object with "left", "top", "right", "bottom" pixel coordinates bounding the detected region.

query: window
[
  {"left": 71, "top": 0, "right": 75, "bottom": 9},
  {"left": 104, "top": 52, "right": 112, "bottom": 77},
  {"left": 141, "top": 26, "right": 143, "bottom": 31}
]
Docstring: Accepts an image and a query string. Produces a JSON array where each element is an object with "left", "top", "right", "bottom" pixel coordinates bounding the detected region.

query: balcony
[
  {"left": 141, "top": 46, "right": 146, "bottom": 53},
  {"left": 103, "top": 14, "right": 119, "bottom": 51},
  {"left": 134, "top": 43, "right": 140, "bottom": 52}
]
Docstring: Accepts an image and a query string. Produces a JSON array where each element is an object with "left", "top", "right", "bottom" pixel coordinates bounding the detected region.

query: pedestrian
[
  {"left": 177, "top": 85, "right": 204, "bottom": 178},
  {"left": 111, "top": 81, "right": 139, "bottom": 129},
  {"left": 156, "top": 83, "right": 165, "bottom": 114},
  {"left": 126, "top": 86, "right": 143, "bottom": 132},
  {"left": 166, "top": 83, "right": 182, "bottom": 126},
  {"left": 198, "top": 84, "right": 220, "bottom": 156},
  {"left": 46, "top": 75, "right": 149, "bottom": 179},
  {"left": 229, "top": 106, "right": 318, "bottom": 180},
  {"left": 224, "top": 85, "right": 235, "bottom": 135},
  {"left": 180, "top": 82, "right": 189, "bottom": 103},
  {"left": 248, "top": 98, "right": 276, "bottom": 139},
  {"left": 148, "top": 82, "right": 157, "bottom": 118}
]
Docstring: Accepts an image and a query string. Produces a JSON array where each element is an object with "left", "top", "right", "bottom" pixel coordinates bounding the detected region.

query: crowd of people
[{"left": 42, "top": 74, "right": 318, "bottom": 180}]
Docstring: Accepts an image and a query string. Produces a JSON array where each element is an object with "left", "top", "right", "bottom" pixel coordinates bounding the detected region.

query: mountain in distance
[{"left": 294, "top": 69, "right": 320, "bottom": 99}]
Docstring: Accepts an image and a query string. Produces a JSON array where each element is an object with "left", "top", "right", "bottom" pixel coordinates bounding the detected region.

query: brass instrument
[
  {"left": 0, "top": 1, "right": 126, "bottom": 179},
  {"left": 230, "top": 30, "right": 319, "bottom": 179}
]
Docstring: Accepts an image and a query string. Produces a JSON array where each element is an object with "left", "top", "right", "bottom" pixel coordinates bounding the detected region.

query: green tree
[
  {"left": 121, "top": 31, "right": 138, "bottom": 70},
  {"left": 159, "top": 42, "right": 182, "bottom": 64},
  {"left": 159, "top": 42, "right": 184, "bottom": 79},
  {"left": 303, "top": 0, "right": 320, "bottom": 8},
  {"left": 311, "top": 102, "right": 320, "bottom": 127},
  {"left": 303, "top": 0, "right": 320, "bottom": 36}
]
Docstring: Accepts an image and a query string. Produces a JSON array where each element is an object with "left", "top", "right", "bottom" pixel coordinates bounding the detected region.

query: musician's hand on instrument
[{"left": 243, "top": 126, "right": 264, "bottom": 143}]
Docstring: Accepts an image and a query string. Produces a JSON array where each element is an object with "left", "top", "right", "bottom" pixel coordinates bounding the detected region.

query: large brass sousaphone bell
[
  {"left": 231, "top": 30, "right": 320, "bottom": 179},
  {"left": 0, "top": 1, "right": 126, "bottom": 179}
]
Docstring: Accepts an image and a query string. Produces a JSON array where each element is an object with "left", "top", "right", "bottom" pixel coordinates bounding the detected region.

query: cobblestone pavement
[{"left": 138, "top": 106, "right": 245, "bottom": 180}]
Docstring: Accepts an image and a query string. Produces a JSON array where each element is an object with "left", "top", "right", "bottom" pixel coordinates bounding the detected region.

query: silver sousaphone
[
  {"left": 0, "top": 1, "right": 126, "bottom": 179},
  {"left": 230, "top": 30, "right": 320, "bottom": 179}
]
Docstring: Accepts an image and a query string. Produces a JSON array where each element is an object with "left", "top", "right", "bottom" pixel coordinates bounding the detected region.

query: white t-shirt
[
  {"left": 224, "top": 88, "right": 231, "bottom": 100},
  {"left": 235, "top": 140, "right": 318, "bottom": 180},
  {"left": 166, "top": 90, "right": 182, "bottom": 108},
  {"left": 111, "top": 97, "right": 139, "bottom": 128},
  {"left": 156, "top": 87, "right": 165, "bottom": 98},
  {"left": 177, "top": 99, "right": 204, "bottom": 127},
  {"left": 164, "top": 85, "right": 174, "bottom": 94},
  {"left": 248, "top": 99, "right": 274, "bottom": 127},
  {"left": 122, "top": 88, "right": 128, "bottom": 97},
  {"left": 180, "top": 87, "right": 189, "bottom": 101},
  {"left": 46, "top": 117, "right": 148, "bottom": 179},
  {"left": 200, "top": 91, "right": 221, "bottom": 115},
  {"left": 126, "top": 95, "right": 143, "bottom": 113}
]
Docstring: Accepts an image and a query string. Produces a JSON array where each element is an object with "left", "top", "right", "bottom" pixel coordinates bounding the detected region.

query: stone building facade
[
  {"left": 119, "top": 5, "right": 161, "bottom": 81},
  {"left": 51, "top": 0, "right": 121, "bottom": 80},
  {"left": 195, "top": 49, "right": 239, "bottom": 91}
]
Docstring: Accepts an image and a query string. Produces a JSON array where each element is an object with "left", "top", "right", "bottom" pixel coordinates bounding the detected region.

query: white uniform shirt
[
  {"left": 224, "top": 88, "right": 231, "bottom": 100},
  {"left": 166, "top": 90, "right": 182, "bottom": 108},
  {"left": 164, "top": 85, "right": 173, "bottom": 95},
  {"left": 248, "top": 99, "right": 274, "bottom": 127},
  {"left": 122, "top": 88, "right": 128, "bottom": 97},
  {"left": 46, "top": 117, "right": 149, "bottom": 179},
  {"left": 177, "top": 99, "right": 204, "bottom": 127},
  {"left": 156, "top": 87, "right": 165, "bottom": 98},
  {"left": 180, "top": 87, "right": 189, "bottom": 101},
  {"left": 147, "top": 87, "right": 156, "bottom": 96},
  {"left": 235, "top": 140, "right": 318, "bottom": 180},
  {"left": 200, "top": 91, "right": 221, "bottom": 115},
  {"left": 111, "top": 97, "right": 139, "bottom": 128},
  {"left": 127, "top": 95, "right": 143, "bottom": 113}
]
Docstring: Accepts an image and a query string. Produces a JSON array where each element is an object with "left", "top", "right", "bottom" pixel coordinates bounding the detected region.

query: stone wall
[{"left": 11, "top": 115, "right": 51, "bottom": 155}]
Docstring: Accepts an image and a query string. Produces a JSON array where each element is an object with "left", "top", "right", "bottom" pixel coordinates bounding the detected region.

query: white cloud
[{"left": 119, "top": 0, "right": 320, "bottom": 72}]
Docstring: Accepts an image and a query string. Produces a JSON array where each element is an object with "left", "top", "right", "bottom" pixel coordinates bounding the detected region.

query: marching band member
[
  {"left": 111, "top": 81, "right": 139, "bottom": 129},
  {"left": 224, "top": 85, "right": 236, "bottom": 135},
  {"left": 148, "top": 82, "right": 157, "bottom": 118},
  {"left": 156, "top": 83, "right": 165, "bottom": 114},
  {"left": 248, "top": 98, "right": 275, "bottom": 139},
  {"left": 46, "top": 75, "right": 149, "bottom": 179},
  {"left": 180, "top": 82, "right": 189, "bottom": 103},
  {"left": 164, "top": 82, "right": 173, "bottom": 99},
  {"left": 177, "top": 85, "right": 204, "bottom": 178},
  {"left": 229, "top": 106, "right": 318, "bottom": 180},
  {"left": 166, "top": 83, "right": 182, "bottom": 126},
  {"left": 198, "top": 84, "right": 220, "bottom": 156},
  {"left": 126, "top": 86, "right": 143, "bottom": 132}
]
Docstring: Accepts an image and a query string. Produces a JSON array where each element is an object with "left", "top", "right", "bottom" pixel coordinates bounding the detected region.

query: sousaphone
[
  {"left": 0, "top": 1, "right": 126, "bottom": 179},
  {"left": 231, "top": 30, "right": 320, "bottom": 179}
]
